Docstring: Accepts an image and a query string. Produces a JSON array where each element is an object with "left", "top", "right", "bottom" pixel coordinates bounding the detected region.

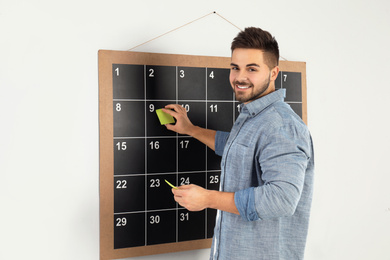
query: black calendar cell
[
  {"left": 146, "top": 101, "right": 176, "bottom": 137},
  {"left": 113, "top": 101, "right": 145, "bottom": 137},
  {"left": 178, "top": 209, "right": 206, "bottom": 242},
  {"left": 178, "top": 137, "right": 206, "bottom": 172},
  {"left": 178, "top": 67, "right": 206, "bottom": 100},
  {"left": 207, "top": 209, "right": 217, "bottom": 238},
  {"left": 147, "top": 138, "right": 176, "bottom": 173},
  {"left": 114, "top": 139, "right": 145, "bottom": 175},
  {"left": 179, "top": 102, "right": 206, "bottom": 129},
  {"left": 178, "top": 172, "right": 206, "bottom": 188},
  {"left": 234, "top": 101, "right": 240, "bottom": 120},
  {"left": 114, "top": 212, "right": 145, "bottom": 249},
  {"left": 288, "top": 102, "right": 303, "bottom": 118},
  {"left": 207, "top": 68, "right": 233, "bottom": 101},
  {"left": 207, "top": 102, "right": 234, "bottom": 132},
  {"left": 206, "top": 171, "right": 221, "bottom": 190},
  {"left": 114, "top": 176, "right": 145, "bottom": 213},
  {"left": 275, "top": 72, "right": 282, "bottom": 90},
  {"left": 147, "top": 210, "right": 176, "bottom": 245},
  {"left": 281, "top": 72, "right": 302, "bottom": 102},
  {"left": 205, "top": 170, "right": 221, "bottom": 239},
  {"left": 147, "top": 174, "right": 177, "bottom": 210},
  {"left": 113, "top": 64, "right": 144, "bottom": 99},
  {"left": 146, "top": 65, "right": 176, "bottom": 100},
  {"left": 207, "top": 148, "right": 221, "bottom": 171}
]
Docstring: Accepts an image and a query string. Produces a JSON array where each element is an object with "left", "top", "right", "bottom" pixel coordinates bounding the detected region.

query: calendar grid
[{"left": 111, "top": 63, "right": 303, "bottom": 249}]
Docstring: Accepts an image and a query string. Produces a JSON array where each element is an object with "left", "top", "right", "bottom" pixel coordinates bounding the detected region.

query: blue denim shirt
[{"left": 210, "top": 89, "right": 314, "bottom": 260}]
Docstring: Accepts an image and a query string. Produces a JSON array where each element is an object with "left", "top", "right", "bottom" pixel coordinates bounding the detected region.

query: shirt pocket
[{"left": 225, "top": 141, "right": 253, "bottom": 188}]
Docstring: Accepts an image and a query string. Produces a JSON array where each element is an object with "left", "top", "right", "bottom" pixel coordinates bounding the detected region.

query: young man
[{"left": 162, "top": 27, "right": 314, "bottom": 260}]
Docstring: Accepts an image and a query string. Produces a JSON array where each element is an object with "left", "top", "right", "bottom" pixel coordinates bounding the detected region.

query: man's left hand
[{"left": 172, "top": 184, "right": 210, "bottom": 211}]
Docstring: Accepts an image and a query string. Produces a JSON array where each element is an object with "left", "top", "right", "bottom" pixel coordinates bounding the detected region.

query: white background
[{"left": 1, "top": 0, "right": 389, "bottom": 259}]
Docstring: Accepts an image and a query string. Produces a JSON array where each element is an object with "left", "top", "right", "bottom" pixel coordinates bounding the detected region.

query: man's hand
[
  {"left": 172, "top": 184, "right": 210, "bottom": 211},
  {"left": 172, "top": 184, "right": 240, "bottom": 215},
  {"left": 162, "top": 104, "right": 196, "bottom": 136},
  {"left": 162, "top": 104, "right": 217, "bottom": 150}
]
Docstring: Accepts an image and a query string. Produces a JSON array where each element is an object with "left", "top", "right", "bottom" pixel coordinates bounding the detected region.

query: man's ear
[{"left": 271, "top": 66, "right": 280, "bottom": 81}]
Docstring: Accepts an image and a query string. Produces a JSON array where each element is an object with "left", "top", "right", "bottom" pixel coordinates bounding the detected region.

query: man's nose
[{"left": 236, "top": 71, "right": 249, "bottom": 82}]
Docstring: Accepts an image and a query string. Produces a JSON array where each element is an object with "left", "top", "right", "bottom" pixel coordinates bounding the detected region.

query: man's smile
[
  {"left": 236, "top": 85, "right": 251, "bottom": 89},
  {"left": 234, "top": 81, "right": 252, "bottom": 90}
]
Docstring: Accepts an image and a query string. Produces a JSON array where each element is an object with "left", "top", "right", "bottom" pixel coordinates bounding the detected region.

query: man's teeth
[{"left": 237, "top": 85, "right": 250, "bottom": 89}]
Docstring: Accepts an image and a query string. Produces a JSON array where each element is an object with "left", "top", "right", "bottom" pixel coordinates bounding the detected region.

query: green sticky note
[
  {"left": 165, "top": 179, "right": 178, "bottom": 189},
  {"left": 156, "top": 109, "right": 175, "bottom": 125}
]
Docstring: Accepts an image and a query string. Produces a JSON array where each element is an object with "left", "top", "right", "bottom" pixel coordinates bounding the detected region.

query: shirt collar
[{"left": 240, "top": 89, "right": 286, "bottom": 117}]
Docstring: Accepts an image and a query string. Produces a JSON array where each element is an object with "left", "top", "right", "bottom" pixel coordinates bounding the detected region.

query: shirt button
[{"left": 252, "top": 112, "right": 255, "bottom": 116}]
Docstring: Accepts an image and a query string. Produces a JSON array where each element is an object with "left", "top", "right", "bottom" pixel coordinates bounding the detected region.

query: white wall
[{"left": 1, "top": 0, "right": 389, "bottom": 259}]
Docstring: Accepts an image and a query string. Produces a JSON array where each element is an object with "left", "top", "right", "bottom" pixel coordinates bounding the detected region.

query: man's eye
[{"left": 231, "top": 67, "right": 239, "bottom": 70}]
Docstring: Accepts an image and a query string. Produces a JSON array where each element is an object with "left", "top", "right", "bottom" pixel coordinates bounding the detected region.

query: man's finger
[
  {"left": 166, "top": 104, "right": 187, "bottom": 114},
  {"left": 172, "top": 188, "right": 185, "bottom": 196},
  {"left": 164, "top": 104, "right": 182, "bottom": 112},
  {"left": 177, "top": 184, "right": 193, "bottom": 189},
  {"left": 161, "top": 108, "right": 176, "bottom": 118}
]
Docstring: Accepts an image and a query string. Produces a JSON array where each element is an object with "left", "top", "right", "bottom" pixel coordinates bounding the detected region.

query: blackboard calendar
[
  {"left": 113, "top": 64, "right": 234, "bottom": 249},
  {"left": 99, "top": 50, "right": 307, "bottom": 259}
]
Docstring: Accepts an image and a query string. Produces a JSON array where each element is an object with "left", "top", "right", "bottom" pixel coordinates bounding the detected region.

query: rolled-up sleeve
[{"left": 234, "top": 187, "right": 259, "bottom": 221}]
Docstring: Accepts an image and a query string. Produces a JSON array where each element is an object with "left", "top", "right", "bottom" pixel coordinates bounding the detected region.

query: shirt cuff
[{"left": 234, "top": 187, "right": 260, "bottom": 221}]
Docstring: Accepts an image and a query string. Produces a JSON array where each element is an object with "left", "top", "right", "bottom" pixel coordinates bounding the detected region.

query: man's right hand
[
  {"left": 162, "top": 104, "right": 196, "bottom": 136},
  {"left": 162, "top": 104, "right": 217, "bottom": 151}
]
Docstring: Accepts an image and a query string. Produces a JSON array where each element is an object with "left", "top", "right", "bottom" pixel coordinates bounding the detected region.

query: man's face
[{"left": 229, "top": 48, "right": 279, "bottom": 104}]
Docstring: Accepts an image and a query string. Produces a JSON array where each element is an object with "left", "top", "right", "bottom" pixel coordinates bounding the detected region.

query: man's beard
[{"left": 233, "top": 75, "right": 271, "bottom": 103}]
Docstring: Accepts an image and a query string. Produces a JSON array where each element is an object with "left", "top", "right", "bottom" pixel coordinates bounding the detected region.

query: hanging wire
[
  {"left": 214, "top": 11, "right": 242, "bottom": 31},
  {"left": 126, "top": 11, "right": 287, "bottom": 61},
  {"left": 127, "top": 11, "right": 241, "bottom": 51}
]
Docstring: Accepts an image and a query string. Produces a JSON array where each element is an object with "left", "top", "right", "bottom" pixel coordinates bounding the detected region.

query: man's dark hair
[{"left": 231, "top": 27, "right": 279, "bottom": 69}]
